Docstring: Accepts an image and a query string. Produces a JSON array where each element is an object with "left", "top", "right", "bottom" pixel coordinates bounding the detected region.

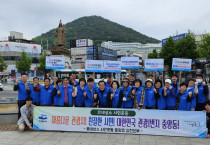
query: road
[{"left": 0, "top": 84, "right": 17, "bottom": 103}]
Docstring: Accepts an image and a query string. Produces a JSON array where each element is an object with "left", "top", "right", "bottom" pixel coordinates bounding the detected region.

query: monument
[{"left": 51, "top": 20, "right": 71, "bottom": 57}]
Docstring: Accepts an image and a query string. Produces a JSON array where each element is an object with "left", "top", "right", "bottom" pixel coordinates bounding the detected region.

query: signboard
[
  {"left": 33, "top": 107, "right": 206, "bottom": 138},
  {"left": 121, "top": 57, "right": 139, "bottom": 69},
  {"left": 76, "top": 39, "right": 87, "bottom": 47},
  {"left": 162, "top": 33, "right": 186, "bottom": 46},
  {"left": 0, "top": 42, "right": 41, "bottom": 55},
  {"left": 145, "top": 59, "right": 164, "bottom": 71},
  {"left": 104, "top": 61, "right": 121, "bottom": 73},
  {"left": 85, "top": 60, "right": 104, "bottom": 73},
  {"left": 172, "top": 58, "right": 192, "bottom": 72},
  {"left": 46, "top": 56, "right": 65, "bottom": 69}
]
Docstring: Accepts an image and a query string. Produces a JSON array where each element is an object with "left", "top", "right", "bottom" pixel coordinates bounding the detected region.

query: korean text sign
[
  {"left": 145, "top": 59, "right": 164, "bottom": 71},
  {"left": 172, "top": 58, "right": 192, "bottom": 72},
  {"left": 45, "top": 56, "right": 65, "bottom": 69},
  {"left": 121, "top": 57, "right": 139, "bottom": 69}
]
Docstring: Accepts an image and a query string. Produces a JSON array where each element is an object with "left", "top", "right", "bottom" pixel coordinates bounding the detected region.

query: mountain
[{"left": 32, "top": 15, "right": 160, "bottom": 49}]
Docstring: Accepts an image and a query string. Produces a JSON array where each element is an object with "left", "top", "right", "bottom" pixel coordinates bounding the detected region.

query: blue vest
[
  {"left": 105, "top": 82, "right": 111, "bottom": 89},
  {"left": 30, "top": 84, "right": 41, "bottom": 103},
  {"left": 40, "top": 86, "right": 54, "bottom": 105},
  {"left": 57, "top": 85, "right": 74, "bottom": 106},
  {"left": 96, "top": 87, "right": 110, "bottom": 107},
  {"left": 85, "top": 82, "right": 98, "bottom": 88},
  {"left": 166, "top": 87, "right": 176, "bottom": 107},
  {"left": 111, "top": 89, "right": 121, "bottom": 108},
  {"left": 76, "top": 85, "right": 85, "bottom": 106},
  {"left": 145, "top": 86, "right": 156, "bottom": 107},
  {"left": 197, "top": 83, "right": 206, "bottom": 103},
  {"left": 84, "top": 86, "right": 97, "bottom": 107},
  {"left": 121, "top": 86, "right": 133, "bottom": 108},
  {"left": 134, "top": 87, "right": 144, "bottom": 106},
  {"left": 50, "top": 83, "right": 55, "bottom": 88},
  {"left": 156, "top": 88, "right": 166, "bottom": 109},
  {"left": 177, "top": 90, "right": 190, "bottom": 111},
  {"left": 187, "top": 87, "right": 196, "bottom": 108},
  {"left": 17, "top": 81, "right": 31, "bottom": 100},
  {"left": 171, "top": 82, "right": 179, "bottom": 91}
]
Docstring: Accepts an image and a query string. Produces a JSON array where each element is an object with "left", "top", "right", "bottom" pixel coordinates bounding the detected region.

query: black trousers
[{"left": 18, "top": 100, "right": 26, "bottom": 119}]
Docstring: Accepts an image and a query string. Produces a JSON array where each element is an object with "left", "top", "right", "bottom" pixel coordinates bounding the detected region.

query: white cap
[
  {"left": 145, "top": 79, "right": 153, "bottom": 85},
  {"left": 165, "top": 79, "right": 171, "bottom": 84}
]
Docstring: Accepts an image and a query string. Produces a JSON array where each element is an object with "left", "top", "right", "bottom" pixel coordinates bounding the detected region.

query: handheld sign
[
  {"left": 145, "top": 59, "right": 164, "bottom": 71},
  {"left": 121, "top": 57, "right": 139, "bottom": 69},
  {"left": 104, "top": 61, "right": 121, "bottom": 73},
  {"left": 172, "top": 58, "right": 192, "bottom": 72},
  {"left": 45, "top": 56, "right": 65, "bottom": 69},
  {"left": 85, "top": 60, "right": 104, "bottom": 73}
]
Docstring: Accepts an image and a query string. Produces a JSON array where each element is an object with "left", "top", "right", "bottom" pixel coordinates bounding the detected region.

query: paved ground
[
  {"left": 0, "top": 131, "right": 209, "bottom": 145},
  {"left": 0, "top": 84, "right": 17, "bottom": 104}
]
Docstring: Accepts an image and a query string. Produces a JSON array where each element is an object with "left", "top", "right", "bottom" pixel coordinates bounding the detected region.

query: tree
[
  {"left": 37, "top": 52, "right": 51, "bottom": 74},
  {"left": 16, "top": 51, "right": 32, "bottom": 72},
  {"left": 198, "top": 34, "right": 210, "bottom": 59},
  {"left": 0, "top": 54, "right": 8, "bottom": 72},
  {"left": 159, "top": 37, "right": 176, "bottom": 76},
  {"left": 175, "top": 33, "right": 198, "bottom": 59},
  {"left": 148, "top": 49, "right": 159, "bottom": 58}
]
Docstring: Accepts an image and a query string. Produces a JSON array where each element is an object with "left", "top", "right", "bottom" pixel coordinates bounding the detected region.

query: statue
[{"left": 56, "top": 20, "right": 65, "bottom": 46}]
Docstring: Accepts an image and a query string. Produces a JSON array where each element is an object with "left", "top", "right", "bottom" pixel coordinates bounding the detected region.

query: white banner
[
  {"left": 0, "top": 42, "right": 41, "bottom": 54},
  {"left": 33, "top": 107, "right": 207, "bottom": 138}
]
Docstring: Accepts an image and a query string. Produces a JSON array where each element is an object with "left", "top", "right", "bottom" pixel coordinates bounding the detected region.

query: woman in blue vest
[
  {"left": 96, "top": 80, "right": 111, "bottom": 108},
  {"left": 154, "top": 79, "right": 166, "bottom": 110},
  {"left": 164, "top": 79, "right": 177, "bottom": 110},
  {"left": 121, "top": 78, "right": 133, "bottom": 108},
  {"left": 176, "top": 82, "right": 192, "bottom": 111},
  {"left": 131, "top": 79, "right": 145, "bottom": 109},
  {"left": 187, "top": 79, "right": 198, "bottom": 111},
  {"left": 57, "top": 77, "right": 77, "bottom": 107},
  {"left": 110, "top": 81, "right": 123, "bottom": 108},
  {"left": 84, "top": 78, "right": 97, "bottom": 107},
  {"left": 144, "top": 79, "right": 156, "bottom": 109},
  {"left": 30, "top": 77, "right": 41, "bottom": 106},
  {"left": 54, "top": 79, "right": 63, "bottom": 106},
  {"left": 76, "top": 78, "right": 86, "bottom": 107},
  {"left": 195, "top": 74, "right": 209, "bottom": 111},
  {"left": 33, "top": 78, "right": 57, "bottom": 106}
]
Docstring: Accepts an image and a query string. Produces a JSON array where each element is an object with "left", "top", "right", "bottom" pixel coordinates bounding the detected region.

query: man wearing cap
[
  {"left": 164, "top": 79, "right": 177, "bottom": 110},
  {"left": 121, "top": 78, "right": 133, "bottom": 108},
  {"left": 17, "top": 97, "right": 34, "bottom": 131}
]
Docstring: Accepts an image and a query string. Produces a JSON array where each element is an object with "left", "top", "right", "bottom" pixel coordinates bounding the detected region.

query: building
[
  {"left": 71, "top": 46, "right": 117, "bottom": 69},
  {"left": 0, "top": 32, "right": 42, "bottom": 74},
  {"left": 101, "top": 41, "right": 162, "bottom": 61}
]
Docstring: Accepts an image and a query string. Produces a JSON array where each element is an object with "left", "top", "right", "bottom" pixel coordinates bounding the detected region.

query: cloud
[{"left": 0, "top": 0, "right": 210, "bottom": 41}]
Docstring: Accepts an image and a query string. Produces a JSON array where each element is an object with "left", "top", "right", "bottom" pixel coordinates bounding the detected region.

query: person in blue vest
[
  {"left": 50, "top": 76, "right": 58, "bottom": 88},
  {"left": 33, "top": 78, "right": 57, "bottom": 106},
  {"left": 69, "top": 73, "right": 78, "bottom": 86},
  {"left": 154, "top": 79, "right": 166, "bottom": 110},
  {"left": 85, "top": 74, "right": 98, "bottom": 88},
  {"left": 171, "top": 74, "right": 179, "bottom": 92},
  {"left": 14, "top": 73, "right": 31, "bottom": 119},
  {"left": 144, "top": 79, "right": 156, "bottom": 109},
  {"left": 84, "top": 78, "right": 97, "bottom": 107},
  {"left": 195, "top": 74, "right": 209, "bottom": 111},
  {"left": 187, "top": 79, "right": 198, "bottom": 111},
  {"left": 110, "top": 81, "right": 123, "bottom": 108},
  {"left": 121, "top": 78, "right": 133, "bottom": 108},
  {"left": 131, "top": 79, "right": 145, "bottom": 109},
  {"left": 105, "top": 74, "right": 112, "bottom": 89},
  {"left": 30, "top": 77, "right": 41, "bottom": 106},
  {"left": 129, "top": 74, "right": 135, "bottom": 88},
  {"left": 54, "top": 79, "right": 63, "bottom": 106},
  {"left": 76, "top": 78, "right": 86, "bottom": 107},
  {"left": 164, "top": 79, "right": 177, "bottom": 110},
  {"left": 57, "top": 77, "right": 77, "bottom": 107},
  {"left": 176, "top": 82, "right": 192, "bottom": 111},
  {"left": 95, "top": 80, "right": 111, "bottom": 108}
]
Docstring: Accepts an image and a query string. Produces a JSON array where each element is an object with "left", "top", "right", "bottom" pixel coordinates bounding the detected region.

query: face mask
[{"left": 196, "top": 79, "right": 203, "bottom": 84}]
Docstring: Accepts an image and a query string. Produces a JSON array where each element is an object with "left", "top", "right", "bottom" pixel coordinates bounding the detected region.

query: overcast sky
[{"left": 0, "top": 0, "right": 210, "bottom": 41}]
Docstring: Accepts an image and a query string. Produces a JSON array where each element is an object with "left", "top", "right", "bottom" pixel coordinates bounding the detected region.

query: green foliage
[
  {"left": 32, "top": 16, "right": 160, "bottom": 49},
  {"left": 148, "top": 49, "right": 159, "bottom": 58},
  {"left": 37, "top": 52, "right": 51, "bottom": 73},
  {"left": 198, "top": 34, "right": 210, "bottom": 59},
  {"left": 0, "top": 54, "right": 8, "bottom": 71},
  {"left": 16, "top": 51, "right": 32, "bottom": 71}
]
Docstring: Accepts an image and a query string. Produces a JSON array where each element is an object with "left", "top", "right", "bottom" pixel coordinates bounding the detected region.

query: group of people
[{"left": 14, "top": 72, "right": 210, "bottom": 138}]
